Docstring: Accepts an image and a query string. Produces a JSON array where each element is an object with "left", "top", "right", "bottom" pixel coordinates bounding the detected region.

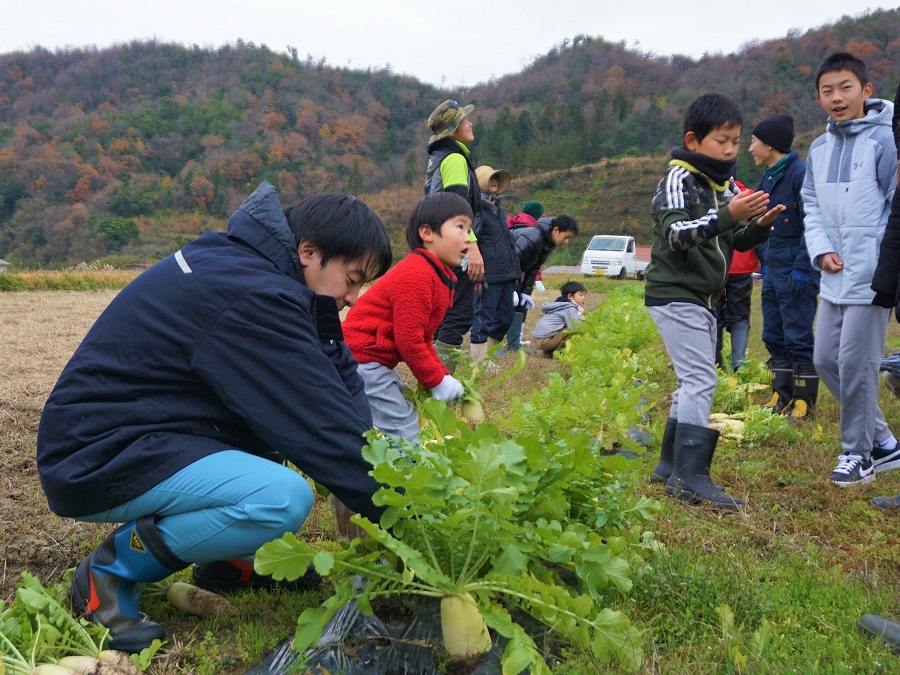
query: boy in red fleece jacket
[{"left": 344, "top": 192, "right": 474, "bottom": 442}]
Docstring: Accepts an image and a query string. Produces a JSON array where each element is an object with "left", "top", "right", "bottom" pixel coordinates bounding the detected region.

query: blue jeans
[
  {"left": 471, "top": 279, "right": 516, "bottom": 344},
  {"left": 79, "top": 451, "right": 314, "bottom": 563}
]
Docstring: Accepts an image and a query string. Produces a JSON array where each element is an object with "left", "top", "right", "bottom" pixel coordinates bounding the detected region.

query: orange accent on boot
[
  {"left": 227, "top": 558, "right": 255, "bottom": 583},
  {"left": 86, "top": 573, "right": 101, "bottom": 613}
]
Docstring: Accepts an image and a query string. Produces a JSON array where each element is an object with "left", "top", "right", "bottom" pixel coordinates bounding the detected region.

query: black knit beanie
[{"left": 752, "top": 114, "right": 795, "bottom": 153}]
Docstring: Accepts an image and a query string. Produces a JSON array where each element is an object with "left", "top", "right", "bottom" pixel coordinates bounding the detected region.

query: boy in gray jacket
[
  {"left": 803, "top": 52, "right": 899, "bottom": 487},
  {"left": 531, "top": 280, "right": 586, "bottom": 355}
]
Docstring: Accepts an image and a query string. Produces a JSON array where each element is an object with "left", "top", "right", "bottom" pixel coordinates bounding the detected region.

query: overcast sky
[{"left": 2, "top": 1, "right": 895, "bottom": 88}]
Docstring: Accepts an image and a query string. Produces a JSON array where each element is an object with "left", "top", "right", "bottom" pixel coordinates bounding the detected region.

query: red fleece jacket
[
  {"left": 729, "top": 248, "right": 759, "bottom": 275},
  {"left": 343, "top": 248, "right": 456, "bottom": 389}
]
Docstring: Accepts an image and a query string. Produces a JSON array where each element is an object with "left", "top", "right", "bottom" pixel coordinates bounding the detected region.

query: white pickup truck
[{"left": 580, "top": 235, "right": 649, "bottom": 280}]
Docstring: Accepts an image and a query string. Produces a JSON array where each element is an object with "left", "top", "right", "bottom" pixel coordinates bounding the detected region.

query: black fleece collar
[{"left": 671, "top": 147, "right": 736, "bottom": 187}]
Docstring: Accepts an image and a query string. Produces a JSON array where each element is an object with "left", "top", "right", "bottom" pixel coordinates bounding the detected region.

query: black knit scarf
[{"left": 670, "top": 147, "right": 736, "bottom": 188}]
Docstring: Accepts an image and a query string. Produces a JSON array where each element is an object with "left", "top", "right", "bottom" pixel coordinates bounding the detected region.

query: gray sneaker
[
  {"left": 872, "top": 442, "right": 900, "bottom": 474},
  {"left": 829, "top": 453, "right": 875, "bottom": 487}
]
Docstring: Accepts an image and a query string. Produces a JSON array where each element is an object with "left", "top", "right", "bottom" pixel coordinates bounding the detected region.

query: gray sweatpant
[
  {"left": 648, "top": 303, "right": 719, "bottom": 427},
  {"left": 813, "top": 300, "right": 892, "bottom": 458},
  {"left": 356, "top": 361, "right": 419, "bottom": 444}
]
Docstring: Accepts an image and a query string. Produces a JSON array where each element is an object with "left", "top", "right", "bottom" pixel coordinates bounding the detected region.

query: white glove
[
  {"left": 520, "top": 293, "right": 535, "bottom": 310},
  {"left": 534, "top": 280, "right": 545, "bottom": 292},
  {"left": 512, "top": 291, "right": 519, "bottom": 307},
  {"left": 431, "top": 375, "right": 464, "bottom": 402}
]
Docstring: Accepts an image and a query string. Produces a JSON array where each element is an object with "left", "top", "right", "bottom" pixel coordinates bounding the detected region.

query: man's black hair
[
  {"left": 406, "top": 192, "right": 474, "bottom": 250},
  {"left": 815, "top": 52, "right": 868, "bottom": 91},
  {"left": 560, "top": 280, "right": 586, "bottom": 297},
  {"left": 285, "top": 193, "right": 392, "bottom": 280},
  {"left": 552, "top": 214, "right": 579, "bottom": 235},
  {"left": 682, "top": 93, "right": 743, "bottom": 143}
]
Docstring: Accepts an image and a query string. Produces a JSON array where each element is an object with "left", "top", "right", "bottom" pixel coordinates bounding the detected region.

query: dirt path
[{"left": 1, "top": 291, "right": 118, "bottom": 599}]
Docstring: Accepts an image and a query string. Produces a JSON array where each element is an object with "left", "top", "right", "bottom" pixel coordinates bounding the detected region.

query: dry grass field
[{"left": 1, "top": 291, "right": 120, "bottom": 596}]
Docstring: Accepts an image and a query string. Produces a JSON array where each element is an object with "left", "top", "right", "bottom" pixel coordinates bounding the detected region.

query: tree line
[{"left": 0, "top": 8, "right": 897, "bottom": 267}]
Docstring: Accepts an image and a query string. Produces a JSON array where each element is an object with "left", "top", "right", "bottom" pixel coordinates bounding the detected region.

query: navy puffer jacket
[
  {"left": 475, "top": 197, "right": 520, "bottom": 283},
  {"left": 37, "top": 182, "right": 383, "bottom": 521}
]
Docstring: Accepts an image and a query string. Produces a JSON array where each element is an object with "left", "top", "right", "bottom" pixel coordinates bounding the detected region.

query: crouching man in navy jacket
[{"left": 37, "top": 182, "right": 392, "bottom": 652}]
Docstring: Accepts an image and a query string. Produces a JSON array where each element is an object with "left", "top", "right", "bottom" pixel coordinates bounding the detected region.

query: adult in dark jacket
[
  {"left": 506, "top": 215, "right": 579, "bottom": 350},
  {"left": 470, "top": 165, "right": 521, "bottom": 361},
  {"left": 869, "top": 79, "right": 900, "bottom": 509},
  {"left": 424, "top": 99, "right": 482, "bottom": 368},
  {"left": 36, "top": 182, "right": 392, "bottom": 652},
  {"left": 747, "top": 114, "right": 821, "bottom": 418}
]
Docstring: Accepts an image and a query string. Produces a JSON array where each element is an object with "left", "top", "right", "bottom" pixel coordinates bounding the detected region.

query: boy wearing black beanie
[{"left": 749, "top": 114, "right": 821, "bottom": 419}]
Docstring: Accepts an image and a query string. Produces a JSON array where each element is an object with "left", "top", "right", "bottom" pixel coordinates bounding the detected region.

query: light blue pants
[
  {"left": 648, "top": 303, "right": 719, "bottom": 427},
  {"left": 78, "top": 451, "right": 313, "bottom": 563},
  {"left": 813, "top": 301, "right": 892, "bottom": 458}
]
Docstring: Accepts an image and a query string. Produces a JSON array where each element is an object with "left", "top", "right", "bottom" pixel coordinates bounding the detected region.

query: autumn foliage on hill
[{"left": 0, "top": 9, "right": 897, "bottom": 267}]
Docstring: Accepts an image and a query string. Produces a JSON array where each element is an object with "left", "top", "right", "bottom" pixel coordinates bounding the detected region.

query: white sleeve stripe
[
  {"left": 669, "top": 213, "right": 716, "bottom": 234},
  {"left": 665, "top": 167, "right": 688, "bottom": 210},
  {"left": 174, "top": 249, "right": 192, "bottom": 274}
]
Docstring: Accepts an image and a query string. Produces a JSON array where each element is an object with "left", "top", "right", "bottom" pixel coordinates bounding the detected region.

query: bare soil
[{"left": 1, "top": 290, "right": 119, "bottom": 600}]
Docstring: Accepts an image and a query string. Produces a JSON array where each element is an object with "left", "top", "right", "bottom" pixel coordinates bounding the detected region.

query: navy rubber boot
[{"left": 70, "top": 517, "right": 187, "bottom": 653}]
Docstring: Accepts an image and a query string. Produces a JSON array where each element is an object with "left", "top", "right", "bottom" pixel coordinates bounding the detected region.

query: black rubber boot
[
  {"left": 70, "top": 517, "right": 187, "bottom": 653},
  {"left": 193, "top": 556, "right": 321, "bottom": 592},
  {"left": 650, "top": 418, "right": 678, "bottom": 484},
  {"left": 789, "top": 362, "right": 819, "bottom": 419},
  {"left": 764, "top": 358, "right": 793, "bottom": 413},
  {"left": 665, "top": 423, "right": 744, "bottom": 510},
  {"left": 859, "top": 614, "right": 900, "bottom": 654}
]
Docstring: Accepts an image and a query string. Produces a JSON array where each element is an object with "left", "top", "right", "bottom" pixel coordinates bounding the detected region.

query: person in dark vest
[{"left": 424, "top": 99, "right": 482, "bottom": 370}]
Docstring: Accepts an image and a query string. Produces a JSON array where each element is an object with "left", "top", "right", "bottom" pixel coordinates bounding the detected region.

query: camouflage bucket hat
[{"left": 427, "top": 99, "right": 474, "bottom": 144}]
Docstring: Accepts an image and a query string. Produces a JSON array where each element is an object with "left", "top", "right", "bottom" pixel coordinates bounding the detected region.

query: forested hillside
[{"left": 0, "top": 8, "right": 897, "bottom": 267}]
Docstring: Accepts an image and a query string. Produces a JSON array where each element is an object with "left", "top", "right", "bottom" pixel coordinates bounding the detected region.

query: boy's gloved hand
[
  {"left": 520, "top": 294, "right": 535, "bottom": 310},
  {"left": 512, "top": 291, "right": 519, "bottom": 307},
  {"left": 788, "top": 269, "right": 808, "bottom": 296},
  {"left": 431, "top": 375, "right": 464, "bottom": 403}
]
